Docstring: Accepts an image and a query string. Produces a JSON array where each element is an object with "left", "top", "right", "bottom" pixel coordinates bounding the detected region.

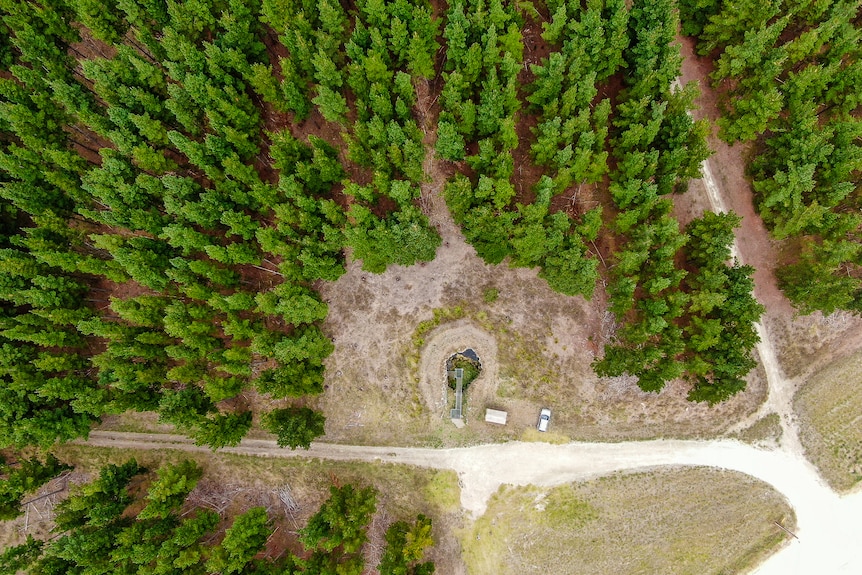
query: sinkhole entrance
[
  {"left": 447, "top": 348, "right": 482, "bottom": 389},
  {"left": 447, "top": 348, "right": 481, "bottom": 422}
]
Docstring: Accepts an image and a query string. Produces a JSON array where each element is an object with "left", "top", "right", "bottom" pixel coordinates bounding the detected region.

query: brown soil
[
  {"left": 511, "top": 109, "right": 543, "bottom": 205},
  {"left": 677, "top": 34, "right": 862, "bottom": 384}
]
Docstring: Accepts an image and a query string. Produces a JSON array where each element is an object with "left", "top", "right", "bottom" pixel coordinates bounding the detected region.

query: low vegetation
[
  {"left": 461, "top": 467, "right": 796, "bottom": 575},
  {"left": 795, "top": 349, "right": 862, "bottom": 491},
  {"left": 732, "top": 413, "right": 783, "bottom": 446}
]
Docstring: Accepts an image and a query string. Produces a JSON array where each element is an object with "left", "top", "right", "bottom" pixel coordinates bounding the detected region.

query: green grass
[
  {"left": 461, "top": 466, "right": 795, "bottom": 575},
  {"left": 448, "top": 355, "right": 481, "bottom": 388},
  {"left": 412, "top": 305, "right": 467, "bottom": 349},
  {"left": 423, "top": 470, "right": 461, "bottom": 512},
  {"left": 732, "top": 413, "right": 782, "bottom": 446},
  {"left": 483, "top": 288, "right": 499, "bottom": 303},
  {"left": 795, "top": 349, "right": 862, "bottom": 491},
  {"left": 519, "top": 427, "right": 570, "bottom": 444}
]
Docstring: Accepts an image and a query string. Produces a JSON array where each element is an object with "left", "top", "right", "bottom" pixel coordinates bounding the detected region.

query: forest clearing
[{"left": 1, "top": 0, "right": 861, "bottom": 574}]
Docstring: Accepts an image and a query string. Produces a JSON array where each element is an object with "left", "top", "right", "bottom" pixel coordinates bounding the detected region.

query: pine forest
[{"left": 1, "top": 0, "right": 861, "bottom": 573}]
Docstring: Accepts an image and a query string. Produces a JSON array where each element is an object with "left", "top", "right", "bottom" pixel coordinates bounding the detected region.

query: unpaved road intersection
[
  {"left": 85, "top": 427, "right": 861, "bottom": 574},
  {"left": 82, "top": 42, "right": 862, "bottom": 575}
]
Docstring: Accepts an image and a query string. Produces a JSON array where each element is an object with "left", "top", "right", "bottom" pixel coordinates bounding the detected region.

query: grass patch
[
  {"left": 460, "top": 466, "right": 795, "bottom": 575},
  {"left": 423, "top": 470, "right": 461, "bottom": 512},
  {"left": 483, "top": 288, "right": 499, "bottom": 303},
  {"left": 520, "top": 427, "right": 570, "bottom": 444},
  {"left": 412, "top": 306, "right": 467, "bottom": 349},
  {"left": 49, "top": 444, "right": 461, "bottom": 520},
  {"left": 795, "top": 349, "right": 862, "bottom": 491},
  {"left": 448, "top": 354, "right": 481, "bottom": 389},
  {"left": 732, "top": 413, "right": 783, "bottom": 446}
]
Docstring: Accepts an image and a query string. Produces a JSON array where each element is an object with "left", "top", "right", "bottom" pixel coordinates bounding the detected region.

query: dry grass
[
  {"left": 318, "top": 267, "right": 766, "bottom": 448},
  {"left": 765, "top": 311, "right": 862, "bottom": 380},
  {"left": 0, "top": 468, "right": 90, "bottom": 553},
  {"left": 732, "top": 413, "right": 783, "bottom": 447},
  {"left": 460, "top": 466, "right": 795, "bottom": 575},
  {"left": 519, "top": 427, "right": 570, "bottom": 445},
  {"left": 795, "top": 349, "right": 862, "bottom": 491},
  {"left": 0, "top": 445, "right": 466, "bottom": 574}
]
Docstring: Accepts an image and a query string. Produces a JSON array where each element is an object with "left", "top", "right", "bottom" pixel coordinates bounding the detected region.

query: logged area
[{"left": 0, "top": 443, "right": 462, "bottom": 574}]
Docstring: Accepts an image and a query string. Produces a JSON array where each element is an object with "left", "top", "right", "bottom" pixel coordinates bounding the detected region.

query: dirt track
[
  {"left": 75, "top": 37, "right": 862, "bottom": 575},
  {"left": 82, "top": 429, "right": 862, "bottom": 574}
]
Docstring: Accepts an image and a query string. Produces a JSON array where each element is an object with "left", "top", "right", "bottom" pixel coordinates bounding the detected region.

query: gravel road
[{"left": 83, "top": 429, "right": 861, "bottom": 574}]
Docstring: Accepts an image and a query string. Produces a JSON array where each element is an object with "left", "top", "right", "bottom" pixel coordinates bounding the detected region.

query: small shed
[{"left": 484, "top": 408, "right": 508, "bottom": 425}]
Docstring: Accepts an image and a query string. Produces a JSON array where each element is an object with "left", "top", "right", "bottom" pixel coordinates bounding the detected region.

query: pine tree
[{"left": 262, "top": 407, "right": 326, "bottom": 449}]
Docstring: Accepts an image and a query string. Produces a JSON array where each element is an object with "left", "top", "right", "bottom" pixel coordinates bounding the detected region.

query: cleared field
[
  {"left": 795, "top": 349, "right": 862, "bottom": 491},
  {"left": 461, "top": 466, "right": 795, "bottom": 575},
  {"left": 1, "top": 445, "right": 465, "bottom": 574}
]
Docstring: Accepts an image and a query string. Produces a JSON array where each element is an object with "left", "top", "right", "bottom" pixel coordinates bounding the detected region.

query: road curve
[{"left": 82, "top": 430, "right": 862, "bottom": 574}]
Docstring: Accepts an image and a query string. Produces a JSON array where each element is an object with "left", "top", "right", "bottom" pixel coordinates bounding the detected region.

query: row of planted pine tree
[
  {"left": 681, "top": 0, "right": 862, "bottom": 315},
  {"left": 0, "top": 0, "right": 771, "bottom": 458}
]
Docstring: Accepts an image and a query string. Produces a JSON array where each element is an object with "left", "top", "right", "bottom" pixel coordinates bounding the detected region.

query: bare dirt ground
[{"left": 315, "top": 62, "right": 769, "bottom": 448}]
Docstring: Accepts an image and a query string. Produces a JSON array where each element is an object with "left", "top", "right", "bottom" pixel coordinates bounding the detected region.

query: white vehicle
[{"left": 537, "top": 408, "right": 551, "bottom": 432}]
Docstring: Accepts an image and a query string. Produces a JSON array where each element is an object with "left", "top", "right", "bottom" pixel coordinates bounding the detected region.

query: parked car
[{"left": 537, "top": 408, "right": 551, "bottom": 432}]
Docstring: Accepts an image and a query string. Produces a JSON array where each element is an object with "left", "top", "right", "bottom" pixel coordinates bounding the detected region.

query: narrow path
[
  {"left": 677, "top": 36, "right": 862, "bottom": 574},
  {"left": 416, "top": 77, "right": 460, "bottom": 243},
  {"left": 698, "top": 159, "right": 804, "bottom": 456}
]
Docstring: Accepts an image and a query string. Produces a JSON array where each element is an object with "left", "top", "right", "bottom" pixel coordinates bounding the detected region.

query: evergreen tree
[{"left": 262, "top": 407, "right": 325, "bottom": 449}]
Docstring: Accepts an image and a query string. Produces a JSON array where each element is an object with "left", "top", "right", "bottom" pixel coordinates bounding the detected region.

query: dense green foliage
[
  {"left": 0, "top": 0, "right": 448, "bottom": 450},
  {"left": 263, "top": 0, "right": 442, "bottom": 272},
  {"left": 440, "top": 0, "right": 600, "bottom": 297},
  {"left": 0, "top": 0, "right": 770, "bottom": 455},
  {"left": 261, "top": 406, "right": 326, "bottom": 449},
  {"left": 378, "top": 514, "right": 436, "bottom": 575},
  {"left": 437, "top": 0, "right": 755, "bottom": 397},
  {"left": 0, "top": 459, "right": 435, "bottom": 575},
  {"left": 682, "top": 0, "right": 862, "bottom": 314},
  {"left": 594, "top": 0, "right": 726, "bottom": 394},
  {"left": 0, "top": 453, "right": 71, "bottom": 520}
]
